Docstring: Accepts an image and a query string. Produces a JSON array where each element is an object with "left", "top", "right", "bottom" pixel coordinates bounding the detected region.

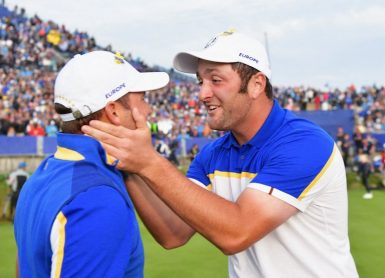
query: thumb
[{"left": 132, "top": 107, "right": 148, "bottom": 129}]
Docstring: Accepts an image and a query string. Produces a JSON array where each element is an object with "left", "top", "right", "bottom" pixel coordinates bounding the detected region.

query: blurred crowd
[
  {"left": 336, "top": 126, "right": 385, "bottom": 198},
  {"left": 1, "top": 3, "right": 385, "bottom": 144},
  {"left": 0, "top": 3, "right": 154, "bottom": 137},
  {"left": 275, "top": 85, "right": 385, "bottom": 135}
]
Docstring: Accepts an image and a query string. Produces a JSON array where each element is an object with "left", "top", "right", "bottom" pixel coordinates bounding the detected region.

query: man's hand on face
[{"left": 82, "top": 108, "right": 160, "bottom": 174}]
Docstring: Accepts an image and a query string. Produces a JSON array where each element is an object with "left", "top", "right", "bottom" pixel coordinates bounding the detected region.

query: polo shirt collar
[
  {"left": 223, "top": 100, "right": 286, "bottom": 149},
  {"left": 54, "top": 133, "right": 117, "bottom": 167}
]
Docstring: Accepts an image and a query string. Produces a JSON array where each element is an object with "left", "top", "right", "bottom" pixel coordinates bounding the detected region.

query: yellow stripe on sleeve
[
  {"left": 53, "top": 212, "right": 67, "bottom": 278},
  {"left": 298, "top": 144, "right": 337, "bottom": 201},
  {"left": 208, "top": 170, "right": 256, "bottom": 180}
]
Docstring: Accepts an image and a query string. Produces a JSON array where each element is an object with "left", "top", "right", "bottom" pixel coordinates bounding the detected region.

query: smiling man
[
  {"left": 14, "top": 50, "right": 169, "bottom": 277},
  {"left": 82, "top": 31, "right": 358, "bottom": 278}
]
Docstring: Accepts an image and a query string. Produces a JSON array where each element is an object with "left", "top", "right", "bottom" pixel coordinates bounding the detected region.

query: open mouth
[{"left": 207, "top": 105, "right": 219, "bottom": 112}]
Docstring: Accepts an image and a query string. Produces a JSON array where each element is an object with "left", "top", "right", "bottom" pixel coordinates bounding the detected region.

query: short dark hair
[
  {"left": 231, "top": 62, "right": 273, "bottom": 99},
  {"left": 54, "top": 103, "right": 103, "bottom": 134}
]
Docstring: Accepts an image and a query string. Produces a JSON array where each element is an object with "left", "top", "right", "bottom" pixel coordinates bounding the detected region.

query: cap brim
[
  {"left": 173, "top": 51, "right": 238, "bottom": 74},
  {"left": 130, "top": 72, "right": 170, "bottom": 92},
  {"left": 173, "top": 52, "right": 200, "bottom": 73}
]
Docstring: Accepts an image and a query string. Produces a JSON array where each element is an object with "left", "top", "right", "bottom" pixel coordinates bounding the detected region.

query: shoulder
[
  {"left": 70, "top": 162, "right": 122, "bottom": 195},
  {"left": 259, "top": 115, "right": 337, "bottom": 176},
  {"left": 272, "top": 114, "right": 334, "bottom": 151},
  {"left": 69, "top": 185, "right": 127, "bottom": 208},
  {"left": 61, "top": 185, "right": 133, "bottom": 228}
]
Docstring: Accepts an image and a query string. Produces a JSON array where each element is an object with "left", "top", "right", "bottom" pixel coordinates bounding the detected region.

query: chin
[{"left": 208, "top": 122, "right": 228, "bottom": 132}]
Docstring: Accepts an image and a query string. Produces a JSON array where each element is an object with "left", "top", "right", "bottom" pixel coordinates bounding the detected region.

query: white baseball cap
[
  {"left": 54, "top": 51, "right": 169, "bottom": 122},
  {"left": 173, "top": 30, "right": 271, "bottom": 79}
]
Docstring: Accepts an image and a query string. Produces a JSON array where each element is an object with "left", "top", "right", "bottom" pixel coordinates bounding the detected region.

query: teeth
[{"left": 208, "top": 105, "right": 217, "bottom": 110}]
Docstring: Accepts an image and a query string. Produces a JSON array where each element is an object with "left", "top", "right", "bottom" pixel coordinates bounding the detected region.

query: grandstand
[{"left": 1, "top": 2, "right": 385, "bottom": 173}]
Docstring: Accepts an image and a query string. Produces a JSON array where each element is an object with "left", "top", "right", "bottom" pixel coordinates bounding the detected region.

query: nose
[{"left": 199, "top": 82, "right": 213, "bottom": 102}]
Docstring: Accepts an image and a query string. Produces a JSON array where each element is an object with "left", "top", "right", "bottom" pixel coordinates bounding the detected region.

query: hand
[{"left": 81, "top": 108, "right": 159, "bottom": 173}]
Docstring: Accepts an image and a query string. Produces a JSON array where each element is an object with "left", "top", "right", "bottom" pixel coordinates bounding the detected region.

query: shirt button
[{"left": 240, "top": 155, "right": 245, "bottom": 160}]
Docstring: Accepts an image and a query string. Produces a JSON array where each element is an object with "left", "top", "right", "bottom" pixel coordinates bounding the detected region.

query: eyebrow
[{"left": 196, "top": 68, "right": 218, "bottom": 79}]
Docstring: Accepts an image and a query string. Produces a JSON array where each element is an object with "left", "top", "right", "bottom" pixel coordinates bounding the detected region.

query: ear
[
  {"left": 247, "top": 72, "right": 266, "bottom": 99},
  {"left": 104, "top": 102, "right": 121, "bottom": 125}
]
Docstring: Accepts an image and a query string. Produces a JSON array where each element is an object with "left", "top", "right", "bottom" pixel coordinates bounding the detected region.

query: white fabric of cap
[
  {"left": 54, "top": 51, "right": 169, "bottom": 121},
  {"left": 173, "top": 31, "right": 271, "bottom": 79}
]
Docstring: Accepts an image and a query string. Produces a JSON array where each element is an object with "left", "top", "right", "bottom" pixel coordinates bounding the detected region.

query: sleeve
[
  {"left": 50, "top": 185, "right": 141, "bottom": 277},
  {"left": 248, "top": 131, "right": 338, "bottom": 211}
]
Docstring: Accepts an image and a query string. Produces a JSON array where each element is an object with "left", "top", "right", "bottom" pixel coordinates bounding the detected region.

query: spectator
[
  {"left": 188, "top": 143, "right": 199, "bottom": 162},
  {"left": 154, "top": 137, "right": 171, "bottom": 158},
  {"left": 357, "top": 149, "right": 373, "bottom": 199},
  {"left": 26, "top": 119, "right": 45, "bottom": 136},
  {"left": 341, "top": 133, "right": 353, "bottom": 169},
  {"left": 6, "top": 161, "right": 29, "bottom": 220},
  {"left": 167, "top": 135, "right": 180, "bottom": 167},
  {"left": 336, "top": 127, "right": 345, "bottom": 148},
  {"left": 45, "top": 119, "right": 58, "bottom": 136},
  {"left": 353, "top": 126, "right": 364, "bottom": 154}
]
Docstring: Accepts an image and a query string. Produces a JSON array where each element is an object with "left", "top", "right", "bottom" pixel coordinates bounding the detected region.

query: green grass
[
  {"left": 1, "top": 173, "right": 384, "bottom": 277},
  {"left": 140, "top": 226, "right": 227, "bottom": 277},
  {"left": 0, "top": 222, "right": 17, "bottom": 277},
  {"left": 348, "top": 189, "right": 385, "bottom": 278}
]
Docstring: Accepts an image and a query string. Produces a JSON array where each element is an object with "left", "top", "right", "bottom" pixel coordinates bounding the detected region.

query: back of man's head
[{"left": 54, "top": 51, "right": 169, "bottom": 133}]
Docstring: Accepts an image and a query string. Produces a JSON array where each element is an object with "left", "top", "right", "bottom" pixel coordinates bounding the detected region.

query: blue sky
[{"left": 6, "top": 0, "right": 385, "bottom": 89}]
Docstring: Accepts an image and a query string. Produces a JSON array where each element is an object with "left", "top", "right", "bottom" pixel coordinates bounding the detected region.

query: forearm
[
  {"left": 125, "top": 174, "right": 195, "bottom": 249},
  {"left": 138, "top": 156, "right": 250, "bottom": 253}
]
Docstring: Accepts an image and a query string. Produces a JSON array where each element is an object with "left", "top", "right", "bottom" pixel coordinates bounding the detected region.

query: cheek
[
  {"left": 140, "top": 103, "right": 152, "bottom": 116},
  {"left": 125, "top": 117, "right": 137, "bottom": 130},
  {"left": 229, "top": 94, "right": 251, "bottom": 114}
]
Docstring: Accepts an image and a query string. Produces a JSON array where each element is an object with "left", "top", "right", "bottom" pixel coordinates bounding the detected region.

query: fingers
[
  {"left": 98, "top": 142, "right": 118, "bottom": 161},
  {"left": 99, "top": 141, "right": 126, "bottom": 170},
  {"left": 132, "top": 108, "right": 148, "bottom": 129},
  {"left": 83, "top": 120, "right": 126, "bottom": 138},
  {"left": 81, "top": 122, "right": 123, "bottom": 144}
]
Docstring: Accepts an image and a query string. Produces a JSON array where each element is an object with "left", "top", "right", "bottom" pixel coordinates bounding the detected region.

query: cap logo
[
  {"left": 105, "top": 83, "right": 126, "bottom": 99},
  {"left": 204, "top": 28, "right": 236, "bottom": 49},
  {"left": 114, "top": 52, "right": 125, "bottom": 64},
  {"left": 204, "top": 37, "right": 217, "bottom": 49},
  {"left": 220, "top": 28, "right": 235, "bottom": 36},
  {"left": 239, "top": 53, "right": 259, "bottom": 64}
]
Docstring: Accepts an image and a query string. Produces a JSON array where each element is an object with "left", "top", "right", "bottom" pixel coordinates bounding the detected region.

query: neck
[{"left": 232, "top": 98, "right": 274, "bottom": 145}]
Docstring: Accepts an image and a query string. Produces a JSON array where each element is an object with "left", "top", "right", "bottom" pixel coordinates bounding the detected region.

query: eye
[
  {"left": 196, "top": 78, "right": 203, "bottom": 86},
  {"left": 212, "top": 77, "right": 221, "bottom": 84}
]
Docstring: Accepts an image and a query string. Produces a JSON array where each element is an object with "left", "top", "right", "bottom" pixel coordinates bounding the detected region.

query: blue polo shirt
[
  {"left": 187, "top": 100, "right": 335, "bottom": 211},
  {"left": 14, "top": 133, "right": 143, "bottom": 278}
]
